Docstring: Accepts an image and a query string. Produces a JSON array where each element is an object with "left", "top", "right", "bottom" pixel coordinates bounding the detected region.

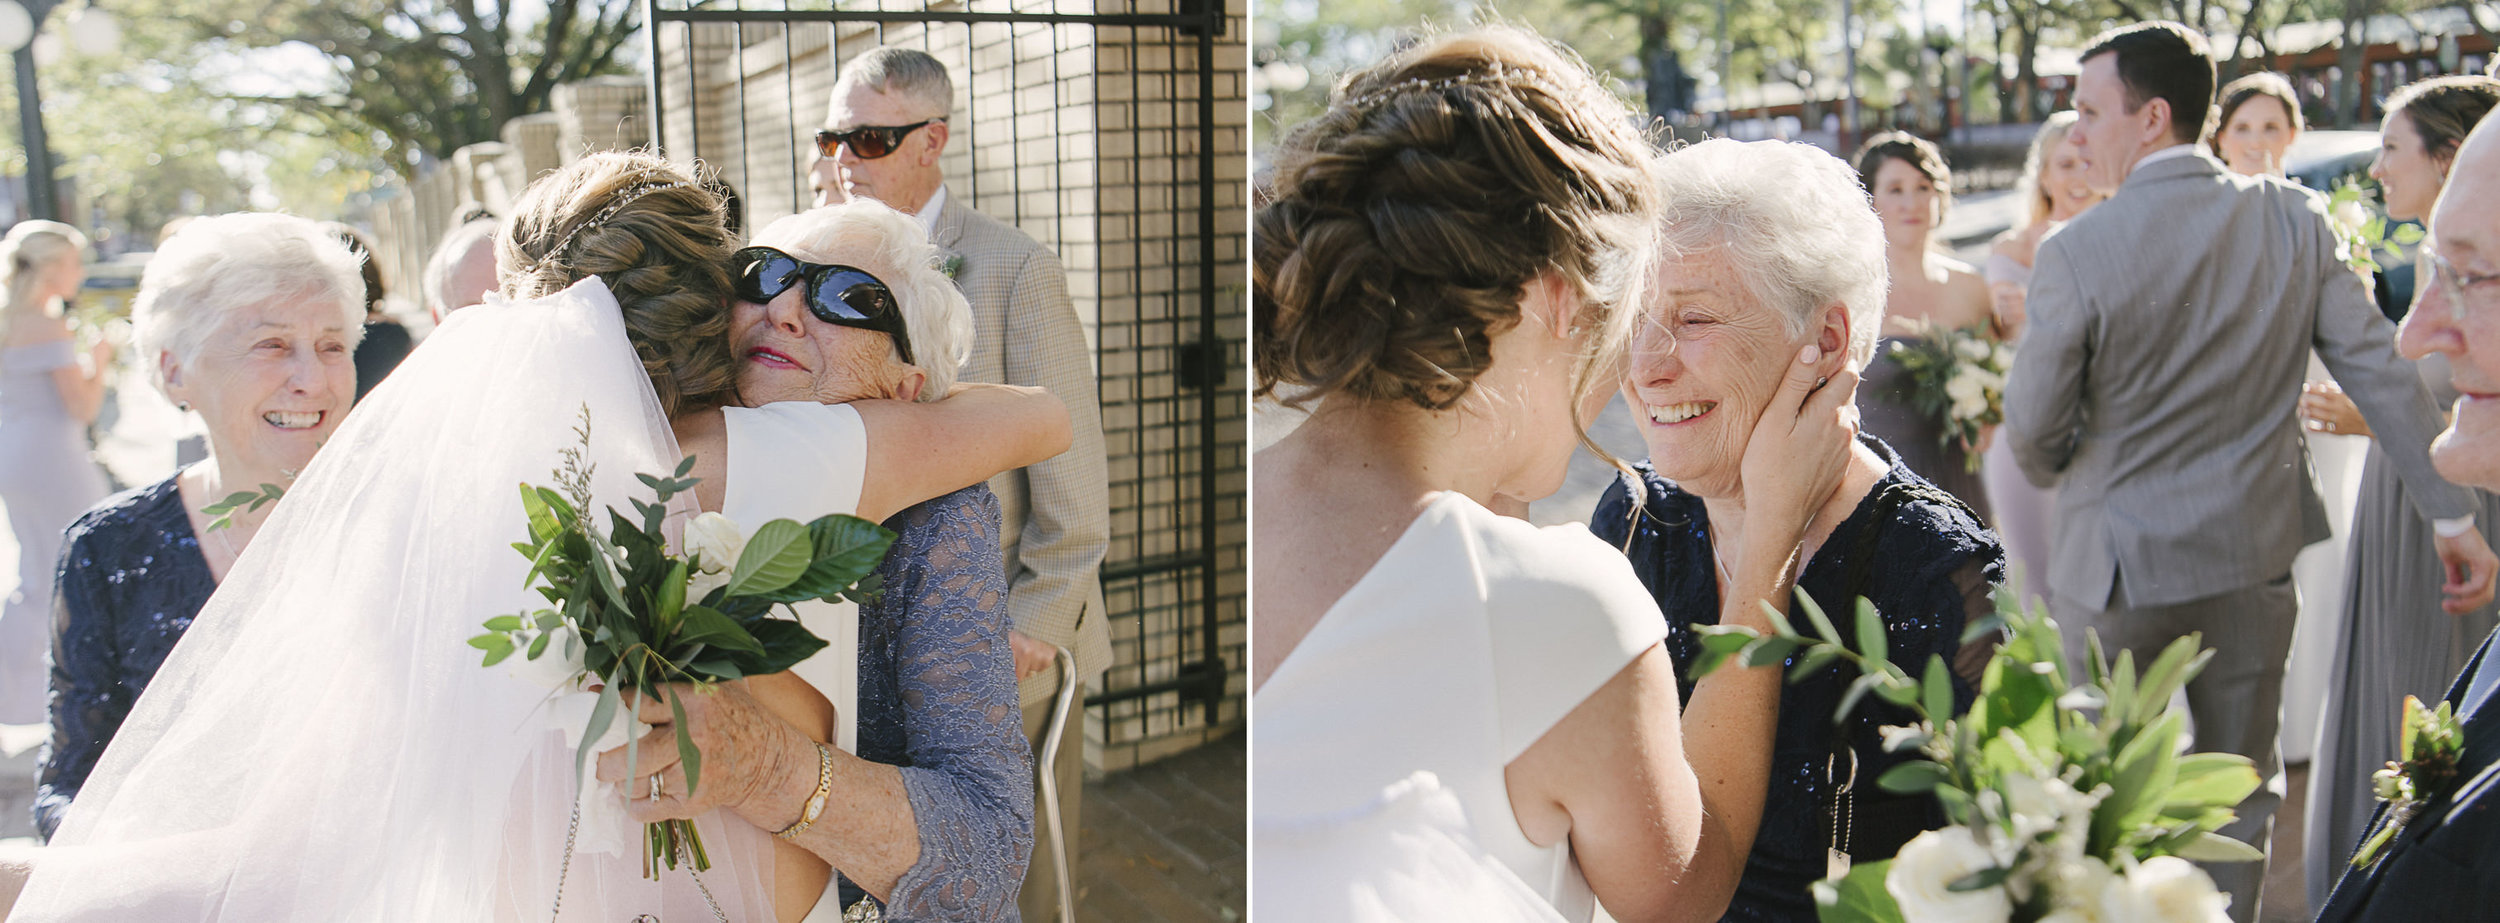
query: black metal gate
[{"left": 643, "top": 0, "right": 1239, "bottom": 764}]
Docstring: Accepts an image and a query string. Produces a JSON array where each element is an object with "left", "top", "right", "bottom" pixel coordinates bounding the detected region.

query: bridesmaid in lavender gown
[
  {"left": 1982, "top": 113, "right": 2104, "bottom": 610},
  {"left": 1854, "top": 133, "right": 1998, "bottom": 522},
  {"left": 0, "top": 220, "right": 108, "bottom": 725}
]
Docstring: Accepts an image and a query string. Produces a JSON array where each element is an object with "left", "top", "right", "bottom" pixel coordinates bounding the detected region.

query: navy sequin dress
[
  {"left": 845, "top": 484, "right": 1036, "bottom": 921},
  {"left": 1591, "top": 437, "right": 2003, "bottom": 922},
  {"left": 35, "top": 476, "right": 215, "bottom": 840}
]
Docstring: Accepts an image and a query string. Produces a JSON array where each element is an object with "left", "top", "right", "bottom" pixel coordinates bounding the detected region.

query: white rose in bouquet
[
  {"left": 1958, "top": 336, "right": 1995, "bottom": 363},
  {"left": 1887, "top": 827, "right": 2014, "bottom": 923},
  {"left": 2130, "top": 856, "right": 2232, "bottom": 923},
  {"left": 2333, "top": 198, "right": 2371, "bottom": 235},
  {"left": 1947, "top": 370, "right": 1991, "bottom": 420},
  {"left": 684, "top": 511, "right": 747, "bottom": 601},
  {"left": 2039, "top": 860, "right": 2149, "bottom": 923}
]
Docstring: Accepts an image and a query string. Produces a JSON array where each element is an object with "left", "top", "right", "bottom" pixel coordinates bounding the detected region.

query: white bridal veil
[{"left": 14, "top": 278, "right": 776, "bottom": 921}]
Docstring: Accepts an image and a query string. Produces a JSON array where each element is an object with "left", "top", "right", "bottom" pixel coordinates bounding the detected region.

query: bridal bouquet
[
  {"left": 469, "top": 408, "right": 895, "bottom": 879},
  {"left": 1886, "top": 321, "right": 2011, "bottom": 471},
  {"left": 1690, "top": 589, "right": 2261, "bottom": 923},
  {"left": 2326, "top": 179, "right": 2425, "bottom": 276}
]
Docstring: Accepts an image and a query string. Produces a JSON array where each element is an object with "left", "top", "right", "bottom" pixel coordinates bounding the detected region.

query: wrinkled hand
[
  {"left": 594, "top": 681, "right": 815, "bottom": 824},
  {"left": 2433, "top": 529, "right": 2499, "bottom": 615},
  {"left": 2300, "top": 382, "right": 2371, "bottom": 438},
  {"left": 1739, "top": 343, "right": 1861, "bottom": 539},
  {"left": 1009, "top": 630, "right": 1057, "bottom": 683}
]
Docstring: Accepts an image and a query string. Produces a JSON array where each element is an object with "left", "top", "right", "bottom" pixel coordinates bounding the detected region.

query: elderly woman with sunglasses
[{"left": 595, "top": 197, "right": 1050, "bottom": 922}]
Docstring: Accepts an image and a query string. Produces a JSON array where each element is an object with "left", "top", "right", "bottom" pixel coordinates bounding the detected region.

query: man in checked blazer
[
  {"left": 2003, "top": 22, "right": 2498, "bottom": 923},
  {"left": 815, "top": 47, "right": 1113, "bottom": 920}
]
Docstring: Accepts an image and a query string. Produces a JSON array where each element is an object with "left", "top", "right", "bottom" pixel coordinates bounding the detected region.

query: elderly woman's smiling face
[
  {"left": 164, "top": 294, "right": 358, "bottom": 479},
  {"left": 1625, "top": 246, "right": 1815, "bottom": 498},
  {"left": 730, "top": 249, "right": 916, "bottom": 407}
]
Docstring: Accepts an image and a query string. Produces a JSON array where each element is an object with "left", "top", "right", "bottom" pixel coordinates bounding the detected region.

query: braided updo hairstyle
[
  {"left": 1255, "top": 26, "right": 1661, "bottom": 415},
  {"left": 500, "top": 151, "right": 741, "bottom": 418}
]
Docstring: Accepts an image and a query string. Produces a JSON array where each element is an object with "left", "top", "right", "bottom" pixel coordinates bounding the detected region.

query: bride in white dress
[
  {"left": 8, "top": 155, "right": 1066, "bottom": 921},
  {"left": 1251, "top": 27, "right": 1864, "bottom": 922}
]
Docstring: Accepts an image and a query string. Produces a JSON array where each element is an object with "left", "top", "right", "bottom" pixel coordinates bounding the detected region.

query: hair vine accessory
[
  {"left": 1339, "top": 65, "right": 1564, "bottom": 114},
  {"left": 532, "top": 178, "right": 693, "bottom": 273}
]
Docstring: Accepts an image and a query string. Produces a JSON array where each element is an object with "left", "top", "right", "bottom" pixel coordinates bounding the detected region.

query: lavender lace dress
[{"left": 845, "top": 484, "right": 1036, "bottom": 921}]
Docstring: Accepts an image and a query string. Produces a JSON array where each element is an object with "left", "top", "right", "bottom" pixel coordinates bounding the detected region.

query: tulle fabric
[{"left": 13, "top": 277, "right": 776, "bottom": 921}]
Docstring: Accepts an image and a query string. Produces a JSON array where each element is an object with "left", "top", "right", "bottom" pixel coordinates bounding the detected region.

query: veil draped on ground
[{"left": 14, "top": 277, "right": 776, "bottom": 921}]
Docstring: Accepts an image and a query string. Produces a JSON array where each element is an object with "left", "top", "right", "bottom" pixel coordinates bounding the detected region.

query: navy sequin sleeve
[
  {"left": 845, "top": 485, "right": 1035, "bottom": 921},
  {"left": 35, "top": 476, "right": 217, "bottom": 840},
  {"left": 1591, "top": 437, "right": 2004, "bottom": 923}
]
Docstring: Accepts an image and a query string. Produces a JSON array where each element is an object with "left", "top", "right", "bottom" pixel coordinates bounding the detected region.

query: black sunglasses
[
  {"left": 730, "top": 246, "right": 915, "bottom": 366},
  {"left": 813, "top": 118, "right": 942, "bottom": 160}
]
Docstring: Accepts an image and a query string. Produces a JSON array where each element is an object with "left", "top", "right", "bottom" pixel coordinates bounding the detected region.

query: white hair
[
  {"left": 424, "top": 217, "right": 502, "bottom": 316},
  {"left": 751, "top": 200, "right": 973, "bottom": 400},
  {"left": 831, "top": 47, "right": 954, "bottom": 120},
  {"left": 1653, "top": 139, "right": 1888, "bottom": 370},
  {"left": 132, "top": 212, "right": 368, "bottom": 397}
]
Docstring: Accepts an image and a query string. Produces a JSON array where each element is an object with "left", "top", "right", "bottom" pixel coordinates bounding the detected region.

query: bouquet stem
[{"left": 648, "top": 818, "right": 712, "bottom": 879}]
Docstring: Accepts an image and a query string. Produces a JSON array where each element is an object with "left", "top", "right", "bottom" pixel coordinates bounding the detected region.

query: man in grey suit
[
  {"left": 2004, "top": 22, "right": 2498, "bottom": 923},
  {"left": 814, "top": 47, "right": 1113, "bottom": 921}
]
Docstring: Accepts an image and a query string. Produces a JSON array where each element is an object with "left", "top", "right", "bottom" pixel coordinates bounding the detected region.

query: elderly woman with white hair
[
  {"left": 1590, "top": 139, "right": 2005, "bottom": 922},
  {"left": 596, "top": 198, "right": 1037, "bottom": 922},
  {"left": 34, "top": 212, "right": 364, "bottom": 839}
]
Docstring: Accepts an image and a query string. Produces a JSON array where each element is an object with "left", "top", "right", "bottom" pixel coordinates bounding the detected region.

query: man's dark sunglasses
[
  {"left": 813, "top": 119, "right": 943, "bottom": 160},
  {"left": 730, "top": 246, "right": 915, "bottom": 366}
]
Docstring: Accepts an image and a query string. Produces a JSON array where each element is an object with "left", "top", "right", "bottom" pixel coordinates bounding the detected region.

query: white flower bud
[{"left": 1887, "top": 827, "right": 2015, "bottom": 923}]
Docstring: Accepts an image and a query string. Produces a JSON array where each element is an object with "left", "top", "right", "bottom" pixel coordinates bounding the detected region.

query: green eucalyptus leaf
[
  {"left": 573, "top": 680, "right": 621, "bottom": 792},
  {"left": 1876, "top": 760, "right": 1951, "bottom": 795},
  {"left": 750, "top": 515, "right": 899, "bottom": 605},
  {"left": 484, "top": 615, "right": 525, "bottom": 632},
  {"left": 726, "top": 519, "right": 813, "bottom": 597},
  {"left": 520, "top": 484, "right": 558, "bottom": 541},
  {"left": 1921, "top": 655, "right": 1953, "bottom": 725},
  {"left": 528, "top": 631, "right": 553, "bottom": 661},
  {"left": 1788, "top": 645, "right": 1843, "bottom": 682},
  {"left": 1813, "top": 859, "right": 1905, "bottom": 922},
  {"left": 1798, "top": 589, "right": 1843, "bottom": 645},
  {"left": 1837, "top": 672, "right": 1885, "bottom": 724},
  {"left": 2171, "top": 831, "right": 2266, "bottom": 863},
  {"left": 1853, "top": 597, "right": 1888, "bottom": 666},
  {"left": 1739, "top": 635, "right": 1800, "bottom": 669},
  {"left": 2165, "top": 752, "right": 2262, "bottom": 811},
  {"left": 677, "top": 605, "right": 764, "bottom": 656},
  {"left": 1946, "top": 864, "right": 2012, "bottom": 893},
  {"left": 670, "top": 690, "right": 703, "bottom": 796}
]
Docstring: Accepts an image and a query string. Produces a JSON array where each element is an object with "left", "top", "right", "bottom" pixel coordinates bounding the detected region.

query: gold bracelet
[{"left": 774, "top": 740, "right": 835, "bottom": 841}]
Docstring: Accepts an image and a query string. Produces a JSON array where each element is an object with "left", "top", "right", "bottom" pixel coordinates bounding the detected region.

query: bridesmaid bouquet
[
  {"left": 468, "top": 407, "right": 894, "bottom": 880},
  {"left": 1886, "top": 321, "right": 2011, "bottom": 472},
  {"left": 2325, "top": 179, "right": 2425, "bottom": 276},
  {"left": 1690, "top": 589, "right": 2261, "bottom": 923}
]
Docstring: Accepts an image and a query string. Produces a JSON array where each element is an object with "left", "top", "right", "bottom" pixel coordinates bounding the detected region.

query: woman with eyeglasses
[
  {"left": 10, "top": 152, "right": 1065, "bottom": 922},
  {"left": 2301, "top": 74, "right": 2500, "bottom": 906}
]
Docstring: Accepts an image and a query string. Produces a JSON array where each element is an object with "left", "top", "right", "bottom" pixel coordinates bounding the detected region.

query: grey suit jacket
[
  {"left": 2003, "top": 151, "right": 2470, "bottom": 610},
  {"left": 931, "top": 193, "right": 1115, "bottom": 704}
]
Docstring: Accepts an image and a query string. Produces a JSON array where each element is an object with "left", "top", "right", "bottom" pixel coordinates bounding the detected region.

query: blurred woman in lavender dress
[
  {"left": 0, "top": 220, "right": 107, "bottom": 725},
  {"left": 1981, "top": 113, "right": 2104, "bottom": 609}
]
